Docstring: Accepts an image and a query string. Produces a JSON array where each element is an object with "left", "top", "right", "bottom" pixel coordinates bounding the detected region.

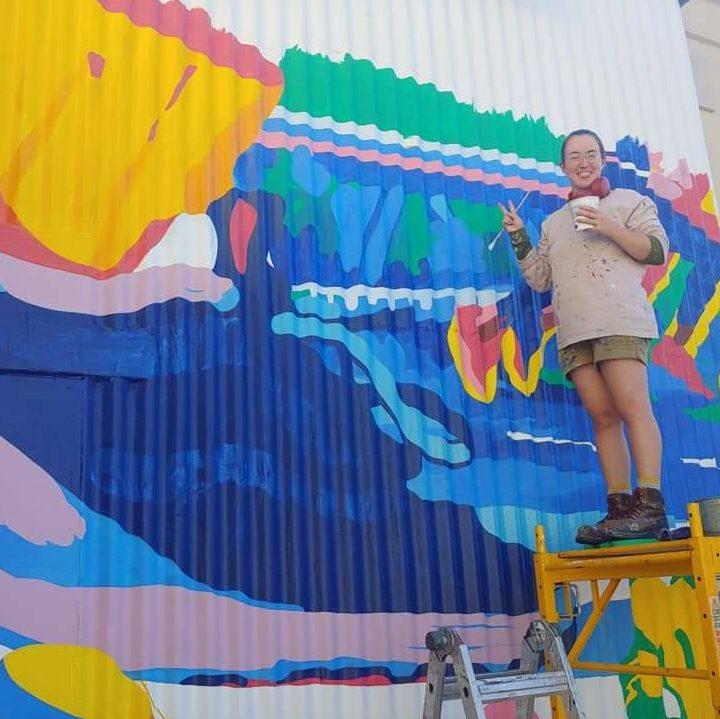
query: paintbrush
[{"left": 488, "top": 190, "right": 532, "bottom": 251}]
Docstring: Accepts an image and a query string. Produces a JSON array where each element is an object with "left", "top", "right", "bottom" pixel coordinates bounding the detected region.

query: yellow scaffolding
[{"left": 534, "top": 502, "right": 720, "bottom": 718}]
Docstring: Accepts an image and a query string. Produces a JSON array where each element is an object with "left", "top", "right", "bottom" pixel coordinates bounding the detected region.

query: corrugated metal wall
[{"left": 1, "top": 1, "right": 719, "bottom": 717}]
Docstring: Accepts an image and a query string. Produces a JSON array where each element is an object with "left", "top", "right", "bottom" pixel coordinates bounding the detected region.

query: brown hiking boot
[
  {"left": 597, "top": 487, "right": 669, "bottom": 541},
  {"left": 576, "top": 492, "right": 633, "bottom": 545}
]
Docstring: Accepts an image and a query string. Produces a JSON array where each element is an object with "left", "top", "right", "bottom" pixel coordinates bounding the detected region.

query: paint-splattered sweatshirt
[{"left": 515, "top": 189, "right": 669, "bottom": 350}]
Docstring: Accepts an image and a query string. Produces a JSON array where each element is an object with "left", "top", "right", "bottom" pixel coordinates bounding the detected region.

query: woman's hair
[{"left": 560, "top": 129, "right": 606, "bottom": 164}]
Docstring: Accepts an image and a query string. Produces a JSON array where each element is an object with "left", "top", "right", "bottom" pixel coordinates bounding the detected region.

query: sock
[
  {"left": 607, "top": 483, "right": 632, "bottom": 496},
  {"left": 638, "top": 475, "right": 661, "bottom": 490}
]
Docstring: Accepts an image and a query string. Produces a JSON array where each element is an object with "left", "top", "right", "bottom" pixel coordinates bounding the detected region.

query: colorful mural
[{"left": 1, "top": 0, "right": 719, "bottom": 717}]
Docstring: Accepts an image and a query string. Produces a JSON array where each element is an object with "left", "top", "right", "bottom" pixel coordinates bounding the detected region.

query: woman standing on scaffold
[{"left": 499, "top": 129, "right": 669, "bottom": 545}]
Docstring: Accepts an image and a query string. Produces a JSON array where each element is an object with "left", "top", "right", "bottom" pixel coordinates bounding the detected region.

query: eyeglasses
[{"left": 565, "top": 150, "right": 602, "bottom": 165}]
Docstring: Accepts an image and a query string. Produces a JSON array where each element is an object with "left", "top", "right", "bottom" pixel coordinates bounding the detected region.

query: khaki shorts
[{"left": 558, "top": 336, "right": 651, "bottom": 377}]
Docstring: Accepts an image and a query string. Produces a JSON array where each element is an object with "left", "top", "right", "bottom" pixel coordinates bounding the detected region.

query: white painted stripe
[
  {"left": 271, "top": 107, "right": 565, "bottom": 175},
  {"left": 507, "top": 430, "right": 597, "bottom": 452},
  {"left": 681, "top": 457, "right": 719, "bottom": 469},
  {"left": 271, "top": 107, "right": 652, "bottom": 179},
  {"left": 292, "top": 282, "right": 511, "bottom": 311}
]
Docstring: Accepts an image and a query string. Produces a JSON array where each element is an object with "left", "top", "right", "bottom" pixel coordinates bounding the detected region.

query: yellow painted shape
[
  {"left": 4, "top": 644, "right": 152, "bottom": 718},
  {"left": 500, "top": 325, "right": 556, "bottom": 397},
  {"left": 701, "top": 188, "right": 718, "bottom": 217},
  {"left": 646, "top": 251, "right": 680, "bottom": 305},
  {"left": 684, "top": 278, "right": 720, "bottom": 358},
  {"left": 629, "top": 577, "right": 714, "bottom": 717},
  {"left": 0, "top": 0, "right": 281, "bottom": 270},
  {"left": 624, "top": 650, "right": 662, "bottom": 705},
  {"left": 449, "top": 317, "right": 556, "bottom": 402},
  {"left": 447, "top": 315, "right": 498, "bottom": 403}
]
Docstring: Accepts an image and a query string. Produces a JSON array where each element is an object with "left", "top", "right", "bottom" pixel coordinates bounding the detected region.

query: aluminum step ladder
[{"left": 421, "top": 620, "right": 586, "bottom": 719}]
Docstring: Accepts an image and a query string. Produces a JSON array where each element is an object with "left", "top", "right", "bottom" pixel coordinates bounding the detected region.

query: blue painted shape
[
  {"left": 430, "top": 194, "right": 449, "bottom": 221},
  {"left": 212, "top": 285, "right": 240, "bottom": 312},
  {"left": 428, "top": 216, "right": 483, "bottom": 282},
  {"left": 370, "top": 405, "right": 403, "bottom": 444},
  {"left": 233, "top": 144, "right": 275, "bottom": 192},
  {"left": 291, "top": 145, "right": 331, "bottom": 196},
  {"left": 363, "top": 185, "right": 404, "bottom": 285},
  {"left": 0, "top": 311, "right": 157, "bottom": 379},
  {"left": 0, "top": 662, "right": 78, "bottom": 719},
  {"left": 352, "top": 362, "right": 371, "bottom": 385},
  {"left": 331, "top": 184, "right": 381, "bottom": 272},
  {"left": 0, "top": 627, "right": 36, "bottom": 651},
  {"left": 476, "top": 505, "right": 606, "bottom": 552},
  {"left": 407, "top": 456, "right": 601, "bottom": 514},
  {"left": 0, "top": 488, "right": 303, "bottom": 612},
  {"left": 128, "top": 657, "right": 422, "bottom": 684},
  {"left": 261, "top": 119, "right": 570, "bottom": 187},
  {"left": 271, "top": 311, "right": 470, "bottom": 464},
  {"left": 572, "top": 598, "right": 637, "bottom": 675}
]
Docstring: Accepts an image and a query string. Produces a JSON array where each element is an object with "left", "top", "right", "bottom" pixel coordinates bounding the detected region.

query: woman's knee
[
  {"left": 588, "top": 405, "right": 622, "bottom": 432},
  {"left": 612, "top": 393, "right": 654, "bottom": 425}
]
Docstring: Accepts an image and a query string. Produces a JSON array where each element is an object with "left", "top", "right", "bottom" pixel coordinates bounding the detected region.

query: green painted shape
[
  {"left": 620, "top": 628, "right": 668, "bottom": 718},
  {"left": 260, "top": 149, "right": 342, "bottom": 253},
  {"left": 449, "top": 199, "right": 503, "bottom": 237},
  {"left": 686, "top": 404, "right": 720, "bottom": 423},
  {"left": 539, "top": 368, "right": 574, "bottom": 388},
  {"left": 286, "top": 188, "right": 341, "bottom": 255},
  {"left": 674, "top": 628, "right": 696, "bottom": 669},
  {"left": 621, "top": 680, "right": 672, "bottom": 719},
  {"left": 262, "top": 148, "right": 294, "bottom": 195},
  {"left": 670, "top": 575, "right": 695, "bottom": 589},
  {"left": 653, "top": 258, "right": 694, "bottom": 330},
  {"left": 387, "top": 194, "right": 434, "bottom": 274},
  {"left": 619, "top": 609, "right": 695, "bottom": 719},
  {"left": 279, "top": 48, "right": 563, "bottom": 163}
]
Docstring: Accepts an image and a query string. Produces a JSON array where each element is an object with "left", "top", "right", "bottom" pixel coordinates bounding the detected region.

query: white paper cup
[{"left": 569, "top": 195, "right": 599, "bottom": 231}]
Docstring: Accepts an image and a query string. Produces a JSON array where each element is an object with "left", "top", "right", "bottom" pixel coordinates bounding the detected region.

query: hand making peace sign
[{"left": 498, "top": 201, "right": 525, "bottom": 234}]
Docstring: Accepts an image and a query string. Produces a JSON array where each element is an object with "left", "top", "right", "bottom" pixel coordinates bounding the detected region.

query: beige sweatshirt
[{"left": 518, "top": 188, "right": 669, "bottom": 350}]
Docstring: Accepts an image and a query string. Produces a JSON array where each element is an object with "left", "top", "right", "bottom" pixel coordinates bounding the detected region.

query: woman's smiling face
[{"left": 562, "top": 133, "right": 604, "bottom": 190}]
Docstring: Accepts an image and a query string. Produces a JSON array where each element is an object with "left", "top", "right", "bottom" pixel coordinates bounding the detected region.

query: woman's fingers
[
  {"left": 575, "top": 205, "right": 599, "bottom": 218},
  {"left": 498, "top": 202, "right": 520, "bottom": 223}
]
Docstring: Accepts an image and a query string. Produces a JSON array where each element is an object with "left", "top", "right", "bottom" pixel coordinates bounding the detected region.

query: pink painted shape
[
  {"left": 670, "top": 172, "right": 720, "bottom": 243},
  {"left": 259, "top": 132, "right": 720, "bottom": 243},
  {"left": 456, "top": 304, "right": 502, "bottom": 390},
  {"left": 0, "top": 436, "right": 85, "bottom": 546},
  {"left": 258, "top": 131, "right": 575, "bottom": 198},
  {"left": 667, "top": 159, "right": 693, "bottom": 190},
  {"left": 486, "top": 704, "right": 538, "bottom": 719},
  {"left": 652, "top": 336, "right": 714, "bottom": 399},
  {"left": 0, "top": 253, "right": 233, "bottom": 315},
  {"left": 165, "top": 65, "right": 197, "bottom": 111},
  {"left": 540, "top": 305, "right": 556, "bottom": 331},
  {"left": 0, "top": 569, "right": 536, "bottom": 671},
  {"left": 647, "top": 151, "right": 683, "bottom": 201},
  {"left": 0, "top": 192, "right": 174, "bottom": 277},
  {"left": 641, "top": 254, "right": 672, "bottom": 295},
  {"left": 147, "top": 119, "right": 159, "bottom": 143},
  {"left": 229, "top": 198, "right": 258, "bottom": 274},
  {"left": 87, "top": 52, "right": 105, "bottom": 78},
  {"left": 97, "top": 0, "right": 283, "bottom": 87}
]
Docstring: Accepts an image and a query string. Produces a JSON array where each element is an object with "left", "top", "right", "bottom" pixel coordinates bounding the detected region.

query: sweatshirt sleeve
[
  {"left": 626, "top": 195, "right": 669, "bottom": 264},
  {"left": 516, "top": 224, "right": 552, "bottom": 293}
]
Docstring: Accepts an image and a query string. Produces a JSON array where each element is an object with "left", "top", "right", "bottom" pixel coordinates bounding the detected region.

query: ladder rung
[{"left": 441, "top": 671, "right": 569, "bottom": 702}]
